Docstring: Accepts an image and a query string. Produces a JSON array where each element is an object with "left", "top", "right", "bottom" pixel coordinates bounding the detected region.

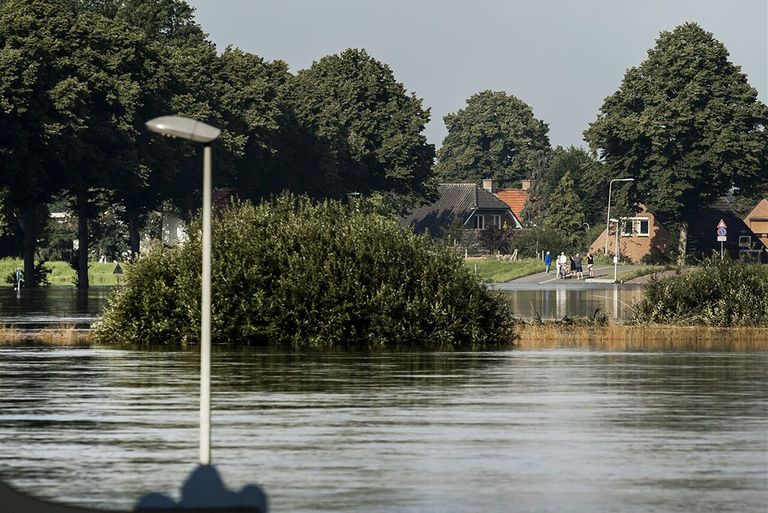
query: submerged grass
[
  {"left": 516, "top": 323, "right": 768, "bottom": 351},
  {"left": 0, "top": 324, "right": 94, "bottom": 346}
]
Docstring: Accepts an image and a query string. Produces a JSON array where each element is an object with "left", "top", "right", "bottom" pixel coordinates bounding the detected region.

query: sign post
[{"left": 716, "top": 219, "right": 727, "bottom": 259}]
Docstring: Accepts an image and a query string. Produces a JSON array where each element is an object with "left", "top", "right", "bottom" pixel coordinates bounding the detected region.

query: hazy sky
[{"left": 186, "top": 0, "right": 767, "bottom": 149}]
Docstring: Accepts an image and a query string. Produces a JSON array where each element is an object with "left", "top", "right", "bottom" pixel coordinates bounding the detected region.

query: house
[
  {"left": 687, "top": 196, "right": 766, "bottom": 261},
  {"left": 495, "top": 180, "right": 531, "bottom": 222},
  {"left": 743, "top": 198, "right": 768, "bottom": 248},
  {"left": 588, "top": 197, "right": 767, "bottom": 263},
  {"left": 400, "top": 182, "right": 522, "bottom": 238},
  {"left": 588, "top": 204, "right": 671, "bottom": 263}
]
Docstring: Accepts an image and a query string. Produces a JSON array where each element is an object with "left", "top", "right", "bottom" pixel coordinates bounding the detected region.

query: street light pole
[
  {"left": 200, "top": 143, "right": 212, "bottom": 464},
  {"left": 605, "top": 178, "right": 634, "bottom": 255},
  {"left": 146, "top": 116, "right": 220, "bottom": 465}
]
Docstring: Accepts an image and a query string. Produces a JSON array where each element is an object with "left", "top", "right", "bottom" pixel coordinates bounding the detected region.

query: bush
[
  {"left": 94, "top": 195, "right": 516, "bottom": 349},
  {"left": 632, "top": 257, "right": 768, "bottom": 326}
]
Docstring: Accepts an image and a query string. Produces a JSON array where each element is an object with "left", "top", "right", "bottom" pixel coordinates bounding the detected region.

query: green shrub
[
  {"left": 632, "top": 257, "right": 768, "bottom": 326},
  {"left": 94, "top": 195, "right": 515, "bottom": 349}
]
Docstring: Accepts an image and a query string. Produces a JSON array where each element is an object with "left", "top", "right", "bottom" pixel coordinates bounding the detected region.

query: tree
[
  {"left": 435, "top": 90, "right": 551, "bottom": 187},
  {"left": 584, "top": 23, "right": 768, "bottom": 263},
  {"left": 523, "top": 146, "right": 607, "bottom": 227},
  {"left": 286, "top": 49, "right": 435, "bottom": 206},
  {"left": 544, "top": 170, "right": 587, "bottom": 248},
  {"left": 0, "top": 0, "right": 80, "bottom": 284},
  {"left": 117, "top": 0, "right": 207, "bottom": 46}
]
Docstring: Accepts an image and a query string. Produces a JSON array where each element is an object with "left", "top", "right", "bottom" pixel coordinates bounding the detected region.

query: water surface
[{"left": 0, "top": 348, "right": 765, "bottom": 512}]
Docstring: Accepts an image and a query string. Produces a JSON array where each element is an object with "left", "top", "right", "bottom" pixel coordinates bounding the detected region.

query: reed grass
[
  {"left": 516, "top": 323, "right": 768, "bottom": 351},
  {"left": 0, "top": 324, "right": 94, "bottom": 346}
]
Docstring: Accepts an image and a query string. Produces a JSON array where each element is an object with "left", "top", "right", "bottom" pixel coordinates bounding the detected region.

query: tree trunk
[
  {"left": 127, "top": 208, "right": 140, "bottom": 259},
  {"left": 677, "top": 221, "right": 688, "bottom": 266},
  {"left": 76, "top": 185, "right": 89, "bottom": 289},
  {"left": 16, "top": 207, "right": 38, "bottom": 287}
]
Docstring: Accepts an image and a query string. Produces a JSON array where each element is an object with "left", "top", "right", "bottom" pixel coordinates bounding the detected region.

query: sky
[{"left": 186, "top": 0, "right": 767, "bottom": 150}]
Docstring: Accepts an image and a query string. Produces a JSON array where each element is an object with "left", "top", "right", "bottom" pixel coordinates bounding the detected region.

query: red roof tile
[{"left": 495, "top": 189, "right": 529, "bottom": 220}]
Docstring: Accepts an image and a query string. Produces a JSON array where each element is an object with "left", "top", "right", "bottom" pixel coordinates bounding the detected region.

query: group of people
[{"left": 543, "top": 251, "right": 594, "bottom": 280}]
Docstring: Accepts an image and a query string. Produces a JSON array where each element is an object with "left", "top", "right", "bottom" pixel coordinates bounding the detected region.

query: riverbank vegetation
[
  {"left": 631, "top": 257, "right": 768, "bottom": 326},
  {"left": 94, "top": 196, "right": 515, "bottom": 349},
  {"left": 515, "top": 323, "right": 768, "bottom": 352},
  {"left": 0, "top": 325, "right": 93, "bottom": 346}
]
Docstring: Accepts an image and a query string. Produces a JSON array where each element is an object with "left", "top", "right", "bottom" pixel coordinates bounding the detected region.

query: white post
[
  {"left": 605, "top": 181, "right": 614, "bottom": 255},
  {"left": 613, "top": 218, "right": 621, "bottom": 283},
  {"left": 200, "top": 144, "right": 212, "bottom": 465}
]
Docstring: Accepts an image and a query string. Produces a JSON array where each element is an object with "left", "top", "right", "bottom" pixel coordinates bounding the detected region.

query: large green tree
[
  {"left": 543, "top": 170, "right": 587, "bottom": 248},
  {"left": 435, "top": 90, "right": 551, "bottom": 187},
  {"left": 0, "top": 0, "right": 80, "bottom": 284},
  {"left": 584, "top": 22, "right": 768, "bottom": 262},
  {"left": 286, "top": 48, "right": 435, "bottom": 206}
]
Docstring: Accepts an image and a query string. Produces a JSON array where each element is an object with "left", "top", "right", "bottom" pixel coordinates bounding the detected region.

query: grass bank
[
  {"left": 618, "top": 265, "right": 676, "bottom": 282},
  {"left": 516, "top": 323, "right": 768, "bottom": 351},
  {"left": 0, "top": 258, "right": 127, "bottom": 286},
  {"left": 464, "top": 257, "right": 542, "bottom": 282}
]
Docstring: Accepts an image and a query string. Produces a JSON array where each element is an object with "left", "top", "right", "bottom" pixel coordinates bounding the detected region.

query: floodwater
[
  {"left": 0, "top": 347, "right": 765, "bottom": 512},
  {"left": 495, "top": 284, "right": 646, "bottom": 321},
  {"left": 0, "top": 284, "right": 646, "bottom": 325},
  {"left": 0, "top": 287, "right": 111, "bottom": 326}
]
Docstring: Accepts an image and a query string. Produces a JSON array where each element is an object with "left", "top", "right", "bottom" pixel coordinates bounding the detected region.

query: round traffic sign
[{"left": 717, "top": 228, "right": 726, "bottom": 236}]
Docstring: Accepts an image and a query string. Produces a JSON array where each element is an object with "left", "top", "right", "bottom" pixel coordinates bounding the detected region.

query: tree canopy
[
  {"left": 435, "top": 90, "right": 551, "bottom": 188},
  {"left": 287, "top": 49, "right": 436, "bottom": 204},
  {"left": 583, "top": 22, "right": 768, "bottom": 231},
  {"left": 0, "top": 1, "right": 439, "bottom": 285}
]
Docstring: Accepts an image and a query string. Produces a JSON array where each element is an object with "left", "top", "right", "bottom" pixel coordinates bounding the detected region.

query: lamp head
[{"left": 146, "top": 115, "right": 220, "bottom": 144}]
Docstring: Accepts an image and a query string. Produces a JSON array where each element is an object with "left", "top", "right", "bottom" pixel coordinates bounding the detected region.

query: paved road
[{"left": 490, "top": 264, "right": 643, "bottom": 290}]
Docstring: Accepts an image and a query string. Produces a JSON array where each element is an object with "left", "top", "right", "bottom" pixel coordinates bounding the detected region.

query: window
[
  {"left": 474, "top": 214, "right": 485, "bottom": 230},
  {"left": 491, "top": 215, "right": 501, "bottom": 228},
  {"left": 637, "top": 219, "right": 649, "bottom": 236},
  {"left": 620, "top": 217, "right": 650, "bottom": 237}
]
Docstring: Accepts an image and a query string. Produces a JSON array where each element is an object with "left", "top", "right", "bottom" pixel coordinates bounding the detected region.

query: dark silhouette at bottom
[{"left": 0, "top": 465, "right": 267, "bottom": 513}]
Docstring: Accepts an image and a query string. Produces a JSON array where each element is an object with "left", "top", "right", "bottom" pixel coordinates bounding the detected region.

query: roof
[
  {"left": 745, "top": 198, "right": 768, "bottom": 222},
  {"left": 400, "top": 183, "right": 519, "bottom": 235},
  {"left": 495, "top": 189, "right": 529, "bottom": 220}
]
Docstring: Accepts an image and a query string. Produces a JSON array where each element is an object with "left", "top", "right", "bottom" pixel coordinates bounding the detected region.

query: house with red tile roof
[{"left": 492, "top": 179, "right": 530, "bottom": 222}]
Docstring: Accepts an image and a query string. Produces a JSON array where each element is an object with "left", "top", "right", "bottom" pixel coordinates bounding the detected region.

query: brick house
[
  {"left": 588, "top": 204, "right": 671, "bottom": 263},
  {"left": 743, "top": 198, "right": 768, "bottom": 248}
]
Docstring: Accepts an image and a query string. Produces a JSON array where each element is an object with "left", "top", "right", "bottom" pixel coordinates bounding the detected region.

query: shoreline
[{"left": 2, "top": 324, "right": 768, "bottom": 351}]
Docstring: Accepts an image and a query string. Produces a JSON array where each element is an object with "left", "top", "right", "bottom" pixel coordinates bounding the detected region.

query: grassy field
[
  {"left": 464, "top": 257, "right": 543, "bottom": 283},
  {"left": 0, "top": 258, "right": 128, "bottom": 286}
]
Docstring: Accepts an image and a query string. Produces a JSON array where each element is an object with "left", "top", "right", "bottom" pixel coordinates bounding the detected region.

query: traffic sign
[
  {"left": 717, "top": 235, "right": 727, "bottom": 242},
  {"left": 717, "top": 219, "right": 727, "bottom": 229},
  {"left": 717, "top": 228, "right": 726, "bottom": 236}
]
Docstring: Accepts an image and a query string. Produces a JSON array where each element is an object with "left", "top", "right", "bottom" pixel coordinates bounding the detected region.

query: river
[{"left": 0, "top": 347, "right": 765, "bottom": 512}]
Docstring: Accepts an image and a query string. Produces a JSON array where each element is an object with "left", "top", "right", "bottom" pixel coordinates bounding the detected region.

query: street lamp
[
  {"left": 146, "top": 115, "right": 220, "bottom": 465},
  {"left": 604, "top": 178, "right": 634, "bottom": 254},
  {"left": 610, "top": 216, "right": 629, "bottom": 283}
]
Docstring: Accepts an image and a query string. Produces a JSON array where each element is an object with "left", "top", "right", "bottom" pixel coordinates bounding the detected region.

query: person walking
[
  {"left": 544, "top": 251, "right": 552, "bottom": 274},
  {"left": 586, "top": 252, "right": 594, "bottom": 277},
  {"left": 557, "top": 252, "right": 567, "bottom": 279},
  {"left": 569, "top": 254, "right": 576, "bottom": 278},
  {"left": 574, "top": 253, "right": 583, "bottom": 280}
]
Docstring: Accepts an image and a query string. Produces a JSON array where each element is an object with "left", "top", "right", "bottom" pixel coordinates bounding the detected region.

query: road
[{"left": 490, "top": 264, "right": 644, "bottom": 290}]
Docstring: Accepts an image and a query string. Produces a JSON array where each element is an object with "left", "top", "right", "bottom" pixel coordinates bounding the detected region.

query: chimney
[
  {"left": 482, "top": 178, "right": 495, "bottom": 193},
  {"left": 521, "top": 180, "right": 531, "bottom": 191}
]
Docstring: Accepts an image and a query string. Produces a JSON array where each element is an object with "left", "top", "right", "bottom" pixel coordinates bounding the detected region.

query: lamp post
[
  {"left": 610, "top": 217, "right": 626, "bottom": 283},
  {"left": 604, "top": 178, "right": 634, "bottom": 255},
  {"left": 146, "top": 115, "right": 220, "bottom": 465}
]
